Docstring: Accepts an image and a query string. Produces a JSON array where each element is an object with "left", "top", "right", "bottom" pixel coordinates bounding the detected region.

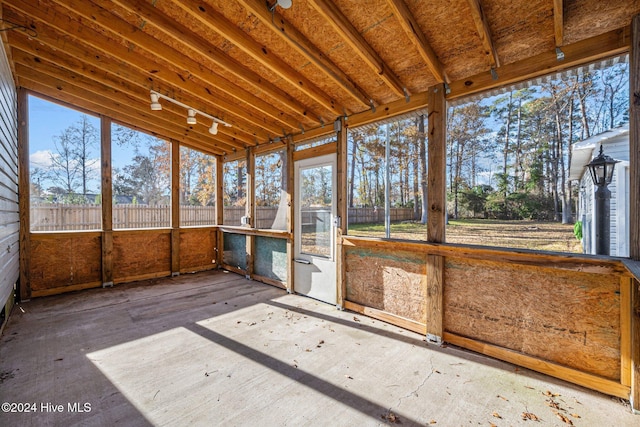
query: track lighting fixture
[
  {"left": 149, "top": 90, "right": 232, "bottom": 134},
  {"left": 187, "top": 109, "right": 197, "bottom": 125},
  {"left": 269, "top": 0, "right": 292, "bottom": 11},
  {"left": 150, "top": 92, "right": 162, "bottom": 111}
]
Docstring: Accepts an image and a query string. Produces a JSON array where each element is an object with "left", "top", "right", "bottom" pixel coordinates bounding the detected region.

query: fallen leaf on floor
[
  {"left": 570, "top": 413, "right": 581, "bottom": 419},
  {"left": 353, "top": 316, "right": 361, "bottom": 322},
  {"left": 345, "top": 375, "right": 353, "bottom": 379},
  {"left": 543, "top": 390, "right": 560, "bottom": 397},
  {"left": 492, "top": 412, "right": 502, "bottom": 419},
  {"left": 524, "top": 386, "right": 535, "bottom": 390},
  {"left": 490, "top": 424, "right": 497, "bottom": 427},
  {"left": 249, "top": 322, "right": 257, "bottom": 326},
  {"left": 381, "top": 411, "right": 399, "bottom": 423},
  {"left": 554, "top": 411, "right": 573, "bottom": 425},
  {"left": 433, "top": 369, "right": 441, "bottom": 374},
  {"left": 545, "top": 399, "right": 560, "bottom": 409},
  {"left": 305, "top": 349, "right": 312, "bottom": 352},
  {"left": 521, "top": 412, "right": 540, "bottom": 421},
  {"left": 429, "top": 419, "right": 437, "bottom": 424},
  {"left": 497, "top": 395, "right": 509, "bottom": 401}
]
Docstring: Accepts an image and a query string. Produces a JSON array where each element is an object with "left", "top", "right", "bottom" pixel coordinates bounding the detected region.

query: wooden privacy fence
[{"left": 31, "top": 204, "right": 419, "bottom": 231}]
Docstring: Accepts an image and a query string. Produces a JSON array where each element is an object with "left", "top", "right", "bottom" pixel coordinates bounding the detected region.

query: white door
[{"left": 294, "top": 154, "right": 337, "bottom": 305}]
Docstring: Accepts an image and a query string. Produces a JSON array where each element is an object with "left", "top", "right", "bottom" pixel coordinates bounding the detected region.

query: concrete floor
[{"left": 0, "top": 270, "right": 636, "bottom": 426}]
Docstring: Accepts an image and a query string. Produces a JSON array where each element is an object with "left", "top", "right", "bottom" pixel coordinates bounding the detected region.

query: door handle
[{"left": 294, "top": 258, "right": 311, "bottom": 264}]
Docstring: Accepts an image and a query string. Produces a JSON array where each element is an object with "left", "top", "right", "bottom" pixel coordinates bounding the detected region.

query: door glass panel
[{"left": 300, "top": 164, "right": 332, "bottom": 257}]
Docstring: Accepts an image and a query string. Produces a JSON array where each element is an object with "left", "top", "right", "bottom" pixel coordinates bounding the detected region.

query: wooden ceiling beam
[
  {"left": 19, "top": 76, "right": 227, "bottom": 156},
  {"left": 447, "top": 25, "right": 630, "bottom": 100},
  {"left": 4, "top": 1, "right": 278, "bottom": 140},
  {"left": 14, "top": 63, "right": 243, "bottom": 154},
  {"left": 172, "top": 0, "right": 344, "bottom": 118},
  {"left": 238, "top": 0, "right": 372, "bottom": 108},
  {"left": 554, "top": 0, "right": 564, "bottom": 47},
  {"left": 307, "top": 0, "right": 407, "bottom": 97},
  {"left": 105, "top": 0, "right": 315, "bottom": 129},
  {"left": 10, "top": 45, "right": 251, "bottom": 149},
  {"left": 39, "top": 0, "right": 294, "bottom": 136},
  {"left": 386, "top": 0, "right": 449, "bottom": 84},
  {"left": 8, "top": 33, "right": 255, "bottom": 145},
  {"left": 467, "top": 0, "right": 500, "bottom": 69}
]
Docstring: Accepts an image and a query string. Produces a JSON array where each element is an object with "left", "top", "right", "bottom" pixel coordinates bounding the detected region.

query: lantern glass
[{"left": 587, "top": 146, "right": 618, "bottom": 187}]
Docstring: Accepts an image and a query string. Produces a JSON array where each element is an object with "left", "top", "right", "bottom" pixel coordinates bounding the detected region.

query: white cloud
[{"left": 30, "top": 150, "right": 53, "bottom": 169}]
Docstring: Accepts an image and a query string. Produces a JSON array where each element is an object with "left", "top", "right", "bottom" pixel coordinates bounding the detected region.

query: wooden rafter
[
  {"left": 554, "top": 0, "right": 564, "bottom": 47},
  {"left": 37, "top": 0, "right": 294, "bottom": 139},
  {"left": 107, "top": 0, "right": 315, "bottom": 130},
  {"left": 307, "top": 0, "right": 407, "bottom": 97},
  {"left": 172, "top": 0, "right": 344, "bottom": 118},
  {"left": 386, "top": 0, "right": 448, "bottom": 84},
  {"left": 11, "top": 47, "right": 248, "bottom": 150},
  {"left": 4, "top": 0, "right": 271, "bottom": 146},
  {"left": 238, "top": 0, "right": 372, "bottom": 108},
  {"left": 467, "top": 0, "right": 500, "bottom": 69}
]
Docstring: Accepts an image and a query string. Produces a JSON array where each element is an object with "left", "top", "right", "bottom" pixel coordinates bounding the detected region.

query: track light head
[
  {"left": 187, "top": 109, "right": 197, "bottom": 125},
  {"left": 150, "top": 92, "right": 162, "bottom": 111},
  {"left": 209, "top": 121, "right": 219, "bottom": 135},
  {"left": 277, "top": 0, "right": 292, "bottom": 8}
]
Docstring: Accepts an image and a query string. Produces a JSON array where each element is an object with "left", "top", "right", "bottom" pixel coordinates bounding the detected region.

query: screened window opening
[
  {"left": 111, "top": 124, "right": 170, "bottom": 229},
  {"left": 223, "top": 159, "right": 247, "bottom": 226},
  {"left": 347, "top": 116, "right": 428, "bottom": 241},
  {"left": 29, "top": 95, "right": 102, "bottom": 231},
  {"left": 255, "top": 150, "right": 287, "bottom": 230},
  {"left": 180, "top": 146, "right": 216, "bottom": 227}
]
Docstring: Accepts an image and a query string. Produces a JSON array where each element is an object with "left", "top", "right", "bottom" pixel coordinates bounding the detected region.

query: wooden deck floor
[{"left": 0, "top": 270, "right": 636, "bottom": 426}]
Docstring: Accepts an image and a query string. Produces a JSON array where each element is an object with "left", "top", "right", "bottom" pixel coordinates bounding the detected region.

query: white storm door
[{"left": 294, "top": 153, "right": 337, "bottom": 305}]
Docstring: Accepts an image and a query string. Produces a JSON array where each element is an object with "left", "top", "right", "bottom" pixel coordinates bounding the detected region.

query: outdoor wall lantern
[{"left": 586, "top": 145, "right": 619, "bottom": 256}]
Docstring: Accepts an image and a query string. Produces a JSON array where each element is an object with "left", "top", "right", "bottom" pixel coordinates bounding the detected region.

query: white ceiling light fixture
[
  {"left": 149, "top": 90, "right": 232, "bottom": 133},
  {"left": 150, "top": 92, "right": 162, "bottom": 111},
  {"left": 187, "top": 108, "right": 197, "bottom": 125},
  {"left": 269, "top": 0, "right": 292, "bottom": 11}
]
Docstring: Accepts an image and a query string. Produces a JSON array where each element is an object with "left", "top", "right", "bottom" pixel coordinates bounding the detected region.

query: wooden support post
[
  {"left": 630, "top": 14, "right": 640, "bottom": 413},
  {"left": 286, "top": 137, "right": 295, "bottom": 293},
  {"left": 246, "top": 147, "right": 255, "bottom": 277},
  {"left": 171, "top": 140, "right": 180, "bottom": 276},
  {"left": 101, "top": 116, "right": 113, "bottom": 287},
  {"left": 17, "top": 88, "right": 30, "bottom": 300},
  {"left": 215, "top": 156, "right": 224, "bottom": 268},
  {"left": 426, "top": 83, "right": 447, "bottom": 344},
  {"left": 336, "top": 116, "right": 347, "bottom": 307}
]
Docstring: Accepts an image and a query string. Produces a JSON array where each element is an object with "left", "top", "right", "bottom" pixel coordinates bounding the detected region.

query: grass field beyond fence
[{"left": 348, "top": 219, "right": 582, "bottom": 253}]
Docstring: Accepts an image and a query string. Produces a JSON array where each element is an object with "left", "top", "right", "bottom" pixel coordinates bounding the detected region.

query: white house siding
[{"left": 0, "top": 41, "right": 18, "bottom": 312}]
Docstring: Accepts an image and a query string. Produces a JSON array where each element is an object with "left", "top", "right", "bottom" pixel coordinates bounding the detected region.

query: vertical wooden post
[
  {"left": 101, "top": 116, "right": 113, "bottom": 287},
  {"left": 17, "top": 88, "right": 30, "bottom": 300},
  {"left": 630, "top": 14, "right": 640, "bottom": 412},
  {"left": 246, "top": 147, "right": 255, "bottom": 277},
  {"left": 215, "top": 156, "right": 224, "bottom": 268},
  {"left": 630, "top": 14, "right": 640, "bottom": 413},
  {"left": 286, "top": 137, "right": 295, "bottom": 293},
  {"left": 426, "top": 83, "right": 447, "bottom": 344},
  {"left": 171, "top": 141, "right": 180, "bottom": 276},
  {"left": 336, "top": 117, "right": 348, "bottom": 307}
]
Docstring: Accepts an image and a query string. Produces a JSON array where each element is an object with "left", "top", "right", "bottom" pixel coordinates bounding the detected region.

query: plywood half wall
[{"left": 342, "top": 237, "right": 633, "bottom": 399}]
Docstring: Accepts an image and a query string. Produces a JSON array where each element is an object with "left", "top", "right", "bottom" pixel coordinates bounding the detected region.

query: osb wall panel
[
  {"left": 444, "top": 257, "right": 621, "bottom": 380},
  {"left": 179, "top": 228, "right": 217, "bottom": 272},
  {"left": 29, "top": 234, "right": 101, "bottom": 292},
  {"left": 113, "top": 231, "right": 171, "bottom": 282},
  {"left": 345, "top": 246, "right": 426, "bottom": 323}
]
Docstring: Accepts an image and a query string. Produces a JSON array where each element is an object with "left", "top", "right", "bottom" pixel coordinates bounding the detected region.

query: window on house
[
  {"left": 222, "top": 159, "right": 246, "bottom": 226},
  {"left": 111, "top": 123, "right": 170, "bottom": 229},
  {"left": 255, "top": 149, "right": 287, "bottom": 230},
  {"left": 179, "top": 146, "right": 216, "bottom": 227},
  {"left": 29, "top": 95, "right": 102, "bottom": 231}
]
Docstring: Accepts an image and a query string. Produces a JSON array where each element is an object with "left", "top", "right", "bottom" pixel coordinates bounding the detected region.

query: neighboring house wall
[
  {"left": 0, "top": 41, "right": 18, "bottom": 316},
  {"left": 575, "top": 134, "right": 630, "bottom": 257}
]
